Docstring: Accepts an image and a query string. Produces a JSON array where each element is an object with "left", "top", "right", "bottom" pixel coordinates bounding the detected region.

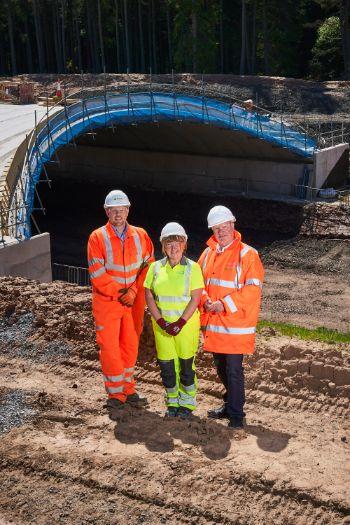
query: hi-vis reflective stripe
[
  {"left": 88, "top": 257, "right": 105, "bottom": 266},
  {"left": 245, "top": 278, "right": 262, "bottom": 287},
  {"left": 125, "top": 376, "right": 134, "bottom": 383},
  {"left": 201, "top": 247, "right": 210, "bottom": 270},
  {"left": 106, "top": 385, "right": 124, "bottom": 394},
  {"left": 240, "top": 244, "right": 256, "bottom": 258},
  {"left": 207, "top": 277, "right": 242, "bottom": 289},
  {"left": 156, "top": 295, "right": 191, "bottom": 302},
  {"left": 90, "top": 267, "right": 106, "bottom": 279},
  {"left": 124, "top": 367, "right": 134, "bottom": 374},
  {"left": 204, "top": 324, "right": 256, "bottom": 335},
  {"left": 101, "top": 226, "right": 143, "bottom": 272},
  {"left": 112, "top": 275, "right": 137, "bottom": 285},
  {"left": 95, "top": 325, "right": 104, "bottom": 331},
  {"left": 160, "top": 309, "right": 185, "bottom": 317},
  {"left": 178, "top": 392, "right": 196, "bottom": 405},
  {"left": 181, "top": 383, "right": 195, "bottom": 393},
  {"left": 223, "top": 295, "right": 237, "bottom": 313},
  {"left": 104, "top": 374, "right": 124, "bottom": 383}
]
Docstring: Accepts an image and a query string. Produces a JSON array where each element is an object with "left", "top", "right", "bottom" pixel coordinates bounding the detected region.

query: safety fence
[{"left": 52, "top": 263, "right": 90, "bottom": 287}]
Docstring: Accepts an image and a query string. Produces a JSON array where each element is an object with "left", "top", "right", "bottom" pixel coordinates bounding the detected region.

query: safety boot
[
  {"left": 207, "top": 404, "right": 229, "bottom": 419},
  {"left": 126, "top": 392, "right": 149, "bottom": 407},
  {"left": 164, "top": 406, "right": 178, "bottom": 418},
  {"left": 177, "top": 406, "right": 193, "bottom": 419},
  {"left": 105, "top": 398, "right": 125, "bottom": 421},
  {"left": 228, "top": 416, "right": 244, "bottom": 429}
]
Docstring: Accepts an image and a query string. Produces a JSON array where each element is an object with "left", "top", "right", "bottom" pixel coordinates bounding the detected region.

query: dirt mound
[{"left": 0, "top": 276, "right": 349, "bottom": 524}]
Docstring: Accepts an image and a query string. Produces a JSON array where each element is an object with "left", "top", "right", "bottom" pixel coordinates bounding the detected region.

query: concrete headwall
[
  {"left": 313, "top": 143, "right": 349, "bottom": 189},
  {"left": 0, "top": 232, "right": 52, "bottom": 282},
  {"left": 52, "top": 145, "right": 308, "bottom": 198}
]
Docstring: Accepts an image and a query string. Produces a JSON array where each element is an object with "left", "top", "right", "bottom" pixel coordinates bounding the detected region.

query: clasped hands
[
  {"left": 157, "top": 317, "right": 187, "bottom": 336},
  {"left": 118, "top": 287, "right": 136, "bottom": 307},
  {"left": 204, "top": 298, "right": 224, "bottom": 313}
]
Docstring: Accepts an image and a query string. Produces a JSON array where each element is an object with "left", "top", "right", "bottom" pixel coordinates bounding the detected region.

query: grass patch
[{"left": 258, "top": 320, "right": 350, "bottom": 344}]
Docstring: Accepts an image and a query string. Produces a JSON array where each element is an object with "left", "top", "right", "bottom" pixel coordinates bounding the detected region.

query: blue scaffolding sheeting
[{"left": 17, "top": 92, "right": 317, "bottom": 239}]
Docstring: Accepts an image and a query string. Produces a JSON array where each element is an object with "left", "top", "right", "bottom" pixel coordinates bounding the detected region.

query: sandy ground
[{"left": 0, "top": 277, "right": 349, "bottom": 525}]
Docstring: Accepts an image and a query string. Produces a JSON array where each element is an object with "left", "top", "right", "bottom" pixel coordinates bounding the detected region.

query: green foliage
[
  {"left": 258, "top": 320, "right": 350, "bottom": 345},
  {"left": 171, "top": 0, "right": 220, "bottom": 73},
  {"left": 310, "top": 16, "right": 343, "bottom": 79},
  {"left": 0, "top": 0, "right": 348, "bottom": 79}
]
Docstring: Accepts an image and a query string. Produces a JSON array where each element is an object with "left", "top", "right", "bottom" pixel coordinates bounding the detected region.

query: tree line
[{"left": 1, "top": 0, "right": 350, "bottom": 80}]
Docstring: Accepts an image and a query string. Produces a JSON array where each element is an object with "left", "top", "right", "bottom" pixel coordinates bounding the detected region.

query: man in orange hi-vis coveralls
[
  {"left": 198, "top": 205, "right": 264, "bottom": 429},
  {"left": 87, "top": 190, "right": 154, "bottom": 418}
]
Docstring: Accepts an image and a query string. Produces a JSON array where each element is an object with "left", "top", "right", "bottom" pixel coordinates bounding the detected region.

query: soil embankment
[{"left": 0, "top": 277, "right": 349, "bottom": 525}]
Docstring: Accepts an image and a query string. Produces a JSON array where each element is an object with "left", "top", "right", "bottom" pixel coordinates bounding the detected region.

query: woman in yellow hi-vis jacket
[{"left": 144, "top": 223, "right": 204, "bottom": 419}]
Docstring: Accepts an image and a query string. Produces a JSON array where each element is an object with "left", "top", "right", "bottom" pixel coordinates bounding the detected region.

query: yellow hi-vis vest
[{"left": 144, "top": 256, "right": 204, "bottom": 323}]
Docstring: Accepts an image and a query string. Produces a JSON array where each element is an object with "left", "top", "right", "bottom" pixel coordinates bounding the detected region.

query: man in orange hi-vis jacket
[
  {"left": 87, "top": 190, "right": 154, "bottom": 418},
  {"left": 198, "top": 205, "right": 264, "bottom": 429}
]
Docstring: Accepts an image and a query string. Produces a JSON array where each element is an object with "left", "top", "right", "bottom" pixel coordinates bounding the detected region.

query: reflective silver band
[
  {"left": 112, "top": 275, "right": 136, "bottom": 285},
  {"left": 201, "top": 247, "right": 210, "bottom": 270},
  {"left": 223, "top": 295, "right": 238, "bottom": 313},
  {"left": 90, "top": 267, "right": 106, "bottom": 279},
  {"left": 159, "top": 308, "right": 185, "bottom": 317},
  {"left": 88, "top": 257, "right": 104, "bottom": 266},
  {"left": 104, "top": 374, "right": 124, "bottom": 383},
  {"left": 156, "top": 295, "right": 191, "bottom": 303},
  {"left": 206, "top": 277, "right": 242, "bottom": 289},
  {"left": 180, "top": 383, "right": 195, "bottom": 393},
  {"left": 178, "top": 392, "right": 196, "bottom": 405},
  {"left": 245, "top": 278, "right": 262, "bottom": 287},
  {"left": 106, "top": 386, "right": 124, "bottom": 394},
  {"left": 204, "top": 324, "right": 256, "bottom": 335},
  {"left": 124, "top": 376, "right": 133, "bottom": 383},
  {"left": 124, "top": 367, "right": 134, "bottom": 374},
  {"left": 95, "top": 325, "right": 104, "bottom": 331}
]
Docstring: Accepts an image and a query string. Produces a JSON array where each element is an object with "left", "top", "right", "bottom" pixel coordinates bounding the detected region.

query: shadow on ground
[{"left": 112, "top": 406, "right": 292, "bottom": 459}]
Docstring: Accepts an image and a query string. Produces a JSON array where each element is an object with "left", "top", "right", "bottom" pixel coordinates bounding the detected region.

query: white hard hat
[
  {"left": 207, "top": 206, "right": 236, "bottom": 228},
  {"left": 104, "top": 190, "right": 130, "bottom": 208},
  {"left": 160, "top": 222, "right": 188, "bottom": 242}
]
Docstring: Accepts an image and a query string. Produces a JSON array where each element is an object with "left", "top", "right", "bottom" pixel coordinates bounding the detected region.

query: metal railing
[{"left": 52, "top": 263, "right": 90, "bottom": 286}]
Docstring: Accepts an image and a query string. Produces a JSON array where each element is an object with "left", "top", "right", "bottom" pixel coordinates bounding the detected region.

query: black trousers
[{"left": 213, "top": 353, "right": 245, "bottom": 419}]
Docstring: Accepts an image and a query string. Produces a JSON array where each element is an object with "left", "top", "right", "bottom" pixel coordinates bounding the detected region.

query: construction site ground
[{"left": 0, "top": 275, "right": 349, "bottom": 525}]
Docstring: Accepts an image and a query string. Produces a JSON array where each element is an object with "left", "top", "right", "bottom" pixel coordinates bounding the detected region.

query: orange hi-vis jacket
[
  {"left": 198, "top": 230, "right": 264, "bottom": 355},
  {"left": 87, "top": 222, "right": 154, "bottom": 304}
]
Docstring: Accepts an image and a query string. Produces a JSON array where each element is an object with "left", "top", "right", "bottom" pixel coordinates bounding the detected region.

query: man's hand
[
  {"left": 166, "top": 318, "right": 187, "bottom": 336},
  {"left": 118, "top": 287, "right": 136, "bottom": 307},
  {"left": 204, "top": 299, "right": 224, "bottom": 313}
]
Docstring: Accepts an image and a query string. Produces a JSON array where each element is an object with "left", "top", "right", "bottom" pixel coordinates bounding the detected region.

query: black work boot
[
  {"left": 228, "top": 416, "right": 244, "bottom": 429},
  {"left": 207, "top": 404, "right": 229, "bottom": 419},
  {"left": 105, "top": 398, "right": 125, "bottom": 421},
  {"left": 126, "top": 392, "right": 149, "bottom": 407},
  {"left": 165, "top": 406, "right": 178, "bottom": 418},
  {"left": 177, "top": 406, "right": 193, "bottom": 419}
]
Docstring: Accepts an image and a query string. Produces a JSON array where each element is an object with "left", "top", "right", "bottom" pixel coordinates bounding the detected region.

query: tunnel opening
[{"left": 32, "top": 120, "right": 308, "bottom": 267}]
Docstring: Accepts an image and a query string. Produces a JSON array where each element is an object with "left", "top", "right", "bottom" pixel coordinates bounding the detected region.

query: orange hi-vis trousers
[{"left": 93, "top": 294, "right": 141, "bottom": 402}]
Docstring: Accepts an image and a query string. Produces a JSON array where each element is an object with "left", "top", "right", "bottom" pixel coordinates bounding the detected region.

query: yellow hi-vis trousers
[{"left": 152, "top": 312, "right": 200, "bottom": 410}]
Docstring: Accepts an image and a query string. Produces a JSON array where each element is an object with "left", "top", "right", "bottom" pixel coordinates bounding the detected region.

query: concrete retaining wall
[{"left": 0, "top": 232, "right": 52, "bottom": 282}]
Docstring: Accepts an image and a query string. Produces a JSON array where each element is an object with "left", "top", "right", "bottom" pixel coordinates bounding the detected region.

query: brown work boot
[{"left": 126, "top": 392, "right": 149, "bottom": 407}]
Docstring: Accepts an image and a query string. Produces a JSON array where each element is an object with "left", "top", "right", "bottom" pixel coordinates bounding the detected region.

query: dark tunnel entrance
[{"left": 33, "top": 121, "right": 307, "bottom": 267}]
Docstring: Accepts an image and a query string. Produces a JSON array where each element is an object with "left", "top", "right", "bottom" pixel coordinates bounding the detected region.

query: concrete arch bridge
[{"left": 1, "top": 89, "right": 348, "bottom": 242}]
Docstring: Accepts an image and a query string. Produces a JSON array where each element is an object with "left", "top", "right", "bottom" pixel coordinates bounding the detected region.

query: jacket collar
[
  {"left": 206, "top": 229, "right": 242, "bottom": 250},
  {"left": 106, "top": 221, "right": 136, "bottom": 239}
]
